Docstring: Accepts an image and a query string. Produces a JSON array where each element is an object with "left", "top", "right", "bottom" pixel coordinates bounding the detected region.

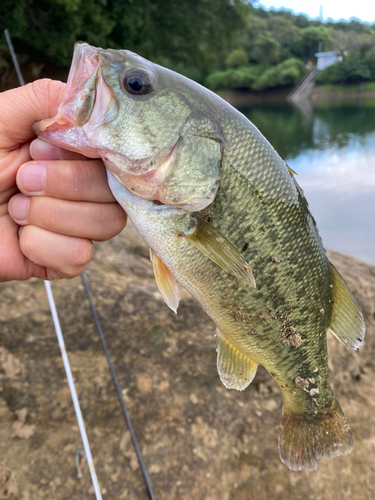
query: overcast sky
[{"left": 255, "top": 1, "right": 375, "bottom": 23}]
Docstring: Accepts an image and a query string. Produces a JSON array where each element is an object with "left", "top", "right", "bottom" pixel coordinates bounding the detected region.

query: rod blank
[
  {"left": 4, "top": 30, "right": 25, "bottom": 86},
  {"left": 45, "top": 281, "right": 103, "bottom": 500}
]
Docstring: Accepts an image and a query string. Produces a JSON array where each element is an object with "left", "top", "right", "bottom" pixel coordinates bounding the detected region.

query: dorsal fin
[
  {"left": 216, "top": 330, "right": 258, "bottom": 390},
  {"left": 150, "top": 248, "right": 180, "bottom": 313},
  {"left": 286, "top": 163, "right": 298, "bottom": 176},
  {"left": 328, "top": 262, "right": 365, "bottom": 350},
  {"left": 183, "top": 215, "right": 256, "bottom": 288}
]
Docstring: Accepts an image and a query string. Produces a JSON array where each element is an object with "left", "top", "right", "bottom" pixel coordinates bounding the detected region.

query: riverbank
[
  {"left": 220, "top": 82, "right": 375, "bottom": 107},
  {"left": 311, "top": 82, "right": 375, "bottom": 102},
  {"left": 0, "top": 223, "right": 374, "bottom": 500},
  {"left": 219, "top": 87, "right": 292, "bottom": 107},
  {"left": 3, "top": 62, "right": 375, "bottom": 106}
]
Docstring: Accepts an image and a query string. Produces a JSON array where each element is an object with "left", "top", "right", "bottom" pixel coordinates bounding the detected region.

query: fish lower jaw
[
  {"left": 106, "top": 170, "right": 179, "bottom": 217},
  {"left": 104, "top": 159, "right": 165, "bottom": 202},
  {"left": 104, "top": 155, "right": 208, "bottom": 210}
]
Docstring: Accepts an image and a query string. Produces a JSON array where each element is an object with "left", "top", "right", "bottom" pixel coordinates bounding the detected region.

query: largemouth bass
[{"left": 34, "top": 43, "right": 365, "bottom": 471}]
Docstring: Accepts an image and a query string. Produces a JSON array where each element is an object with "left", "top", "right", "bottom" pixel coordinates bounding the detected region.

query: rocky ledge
[{"left": 0, "top": 223, "right": 374, "bottom": 500}]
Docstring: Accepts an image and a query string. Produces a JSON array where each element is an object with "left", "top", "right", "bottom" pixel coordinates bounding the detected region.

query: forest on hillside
[{"left": 1, "top": 0, "right": 375, "bottom": 91}]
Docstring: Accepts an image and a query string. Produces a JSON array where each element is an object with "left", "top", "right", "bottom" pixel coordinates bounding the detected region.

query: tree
[
  {"left": 329, "top": 28, "right": 374, "bottom": 59},
  {"left": 299, "top": 26, "right": 333, "bottom": 60},
  {"left": 0, "top": 0, "right": 247, "bottom": 75},
  {"left": 255, "top": 58, "right": 304, "bottom": 90},
  {"left": 226, "top": 48, "right": 248, "bottom": 68},
  {"left": 316, "top": 57, "right": 371, "bottom": 84},
  {"left": 267, "top": 16, "right": 302, "bottom": 61}
]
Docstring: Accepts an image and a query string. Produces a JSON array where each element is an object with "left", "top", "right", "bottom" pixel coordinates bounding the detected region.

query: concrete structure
[
  {"left": 287, "top": 69, "right": 319, "bottom": 102},
  {"left": 315, "top": 51, "right": 342, "bottom": 71}
]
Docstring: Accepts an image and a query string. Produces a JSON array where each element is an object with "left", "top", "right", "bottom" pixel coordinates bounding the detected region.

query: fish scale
[
  {"left": 34, "top": 42, "right": 365, "bottom": 472},
  {"left": 203, "top": 158, "right": 330, "bottom": 394}
]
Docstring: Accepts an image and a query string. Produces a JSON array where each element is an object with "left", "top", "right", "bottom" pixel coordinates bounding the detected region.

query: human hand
[{"left": 0, "top": 79, "right": 127, "bottom": 281}]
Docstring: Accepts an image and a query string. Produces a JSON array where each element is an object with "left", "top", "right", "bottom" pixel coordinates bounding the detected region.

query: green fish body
[{"left": 35, "top": 43, "right": 365, "bottom": 471}]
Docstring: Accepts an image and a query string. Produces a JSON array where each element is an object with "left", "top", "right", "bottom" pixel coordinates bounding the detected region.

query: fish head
[{"left": 35, "top": 42, "right": 223, "bottom": 210}]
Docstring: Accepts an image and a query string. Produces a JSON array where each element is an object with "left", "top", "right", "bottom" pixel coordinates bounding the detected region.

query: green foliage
[
  {"left": 225, "top": 49, "right": 248, "bottom": 68},
  {"left": 364, "top": 50, "right": 375, "bottom": 80},
  {"left": 328, "top": 28, "right": 372, "bottom": 56},
  {"left": 250, "top": 32, "right": 281, "bottom": 65},
  {"left": 206, "top": 66, "right": 262, "bottom": 90},
  {"left": 267, "top": 16, "right": 302, "bottom": 61},
  {"left": 1, "top": 0, "right": 246, "bottom": 71},
  {"left": 299, "top": 26, "right": 333, "bottom": 59},
  {"left": 245, "top": 15, "right": 281, "bottom": 65},
  {"left": 255, "top": 58, "right": 305, "bottom": 90},
  {"left": 205, "top": 58, "right": 304, "bottom": 91},
  {"left": 1, "top": 0, "right": 115, "bottom": 67},
  {"left": 1, "top": 0, "right": 375, "bottom": 91},
  {"left": 317, "top": 57, "right": 372, "bottom": 84},
  {"left": 108, "top": 0, "right": 247, "bottom": 72}
]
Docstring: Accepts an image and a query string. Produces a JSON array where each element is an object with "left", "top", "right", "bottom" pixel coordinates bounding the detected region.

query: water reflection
[{"left": 240, "top": 100, "right": 375, "bottom": 266}]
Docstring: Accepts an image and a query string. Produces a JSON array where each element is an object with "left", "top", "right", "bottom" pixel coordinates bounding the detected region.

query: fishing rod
[
  {"left": 4, "top": 29, "right": 155, "bottom": 500},
  {"left": 4, "top": 30, "right": 25, "bottom": 86},
  {"left": 81, "top": 274, "right": 156, "bottom": 500},
  {"left": 44, "top": 281, "right": 103, "bottom": 499}
]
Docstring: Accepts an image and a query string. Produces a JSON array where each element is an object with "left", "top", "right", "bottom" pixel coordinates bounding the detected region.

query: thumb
[{"left": 0, "top": 79, "right": 66, "bottom": 150}]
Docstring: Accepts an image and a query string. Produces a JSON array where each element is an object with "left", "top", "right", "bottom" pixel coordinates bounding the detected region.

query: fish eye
[{"left": 123, "top": 69, "right": 152, "bottom": 96}]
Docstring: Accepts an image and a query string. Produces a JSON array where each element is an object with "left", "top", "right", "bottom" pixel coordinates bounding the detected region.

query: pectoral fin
[
  {"left": 328, "top": 262, "right": 365, "bottom": 350},
  {"left": 150, "top": 249, "right": 180, "bottom": 313},
  {"left": 216, "top": 330, "right": 258, "bottom": 390},
  {"left": 183, "top": 215, "right": 256, "bottom": 287}
]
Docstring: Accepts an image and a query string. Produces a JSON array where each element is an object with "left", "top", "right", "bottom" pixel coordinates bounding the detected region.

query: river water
[{"left": 240, "top": 99, "right": 375, "bottom": 267}]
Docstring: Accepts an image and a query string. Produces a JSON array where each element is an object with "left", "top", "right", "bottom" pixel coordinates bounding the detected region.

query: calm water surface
[{"left": 240, "top": 100, "right": 375, "bottom": 266}]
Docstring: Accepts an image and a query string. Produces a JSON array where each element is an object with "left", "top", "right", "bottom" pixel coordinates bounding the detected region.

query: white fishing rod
[
  {"left": 44, "top": 282, "right": 103, "bottom": 499},
  {"left": 4, "top": 29, "right": 103, "bottom": 500}
]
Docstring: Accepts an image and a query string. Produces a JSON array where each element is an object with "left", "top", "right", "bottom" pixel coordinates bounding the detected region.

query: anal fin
[
  {"left": 328, "top": 262, "right": 365, "bottom": 350},
  {"left": 183, "top": 215, "right": 256, "bottom": 288},
  {"left": 150, "top": 248, "right": 180, "bottom": 313},
  {"left": 216, "top": 330, "right": 258, "bottom": 391}
]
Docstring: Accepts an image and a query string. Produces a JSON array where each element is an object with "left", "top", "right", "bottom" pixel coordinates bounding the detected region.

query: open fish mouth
[
  {"left": 32, "top": 43, "right": 184, "bottom": 204},
  {"left": 33, "top": 42, "right": 221, "bottom": 210},
  {"left": 33, "top": 43, "right": 116, "bottom": 157}
]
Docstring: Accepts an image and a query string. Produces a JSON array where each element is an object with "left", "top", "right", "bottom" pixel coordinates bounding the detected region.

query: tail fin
[{"left": 279, "top": 398, "right": 353, "bottom": 471}]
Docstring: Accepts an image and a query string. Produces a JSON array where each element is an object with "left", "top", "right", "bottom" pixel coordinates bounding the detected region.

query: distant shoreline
[
  {"left": 220, "top": 83, "right": 375, "bottom": 107},
  {"left": 311, "top": 84, "right": 375, "bottom": 101}
]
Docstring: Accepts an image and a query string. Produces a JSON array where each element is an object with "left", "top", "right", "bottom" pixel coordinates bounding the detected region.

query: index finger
[
  {"left": 0, "top": 79, "right": 66, "bottom": 150},
  {"left": 17, "top": 159, "right": 115, "bottom": 203},
  {"left": 30, "top": 138, "right": 95, "bottom": 161}
]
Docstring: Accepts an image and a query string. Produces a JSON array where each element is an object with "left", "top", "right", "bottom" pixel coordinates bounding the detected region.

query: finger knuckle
[
  {"left": 19, "top": 225, "right": 37, "bottom": 259},
  {"left": 97, "top": 204, "right": 127, "bottom": 241},
  {"left": 70, "top": 161, "right": 88, "bottom": 199},
  {"left": 69, "top": 238, "right": 94, "bottom": 272},
  {"left": 30, "top": 79, "right": 66, "bottom": 113}
]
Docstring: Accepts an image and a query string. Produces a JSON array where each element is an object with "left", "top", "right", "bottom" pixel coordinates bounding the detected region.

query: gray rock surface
[{"left": 0, "top": 222, "right": 374, "bottom": 500}]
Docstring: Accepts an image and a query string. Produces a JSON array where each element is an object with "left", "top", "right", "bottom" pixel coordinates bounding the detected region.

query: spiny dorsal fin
[
  {"left": 183, "top": 215, "right": 256, "bottom": 288},
  {"left": 216, "top": 330, "right": 258, "bottom": 390},
  {"left": 328, "top": 262, "right": 365, "bottom": 350},
  {"left": 150, "top": 248, "right": 180, "bottom": 314},
  {"left": 286, "top": 163, "right": 298, "bottom": 176}
]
